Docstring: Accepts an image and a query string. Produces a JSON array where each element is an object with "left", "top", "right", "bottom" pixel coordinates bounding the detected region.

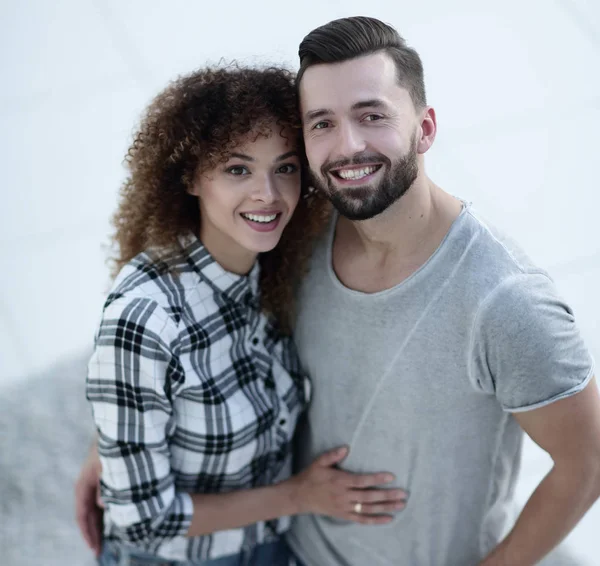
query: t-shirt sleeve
[{"left": 470, "top": 272, "right": 594, "bottom": 412}]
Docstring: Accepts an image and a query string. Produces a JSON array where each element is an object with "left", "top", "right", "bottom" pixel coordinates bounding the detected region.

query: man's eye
[
  {"left": 226, "top": 166, "right": 249, "bottom": 175},
  {"left": 364, "top": 114, "right": 383, "bottom": 122},
  {"left": 313, "top": 121, "right": 329, "bottom": 130}
]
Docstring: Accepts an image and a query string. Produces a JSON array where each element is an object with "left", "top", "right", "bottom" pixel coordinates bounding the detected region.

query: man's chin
[
  {"left": 327, "top": 184, "right": 378, "bottom": 201},
  {"left": 337, "top": 208, "right": 383, "bottom": 222},
  {"left": 326, "top": 195, "right": 383, "bottom": 221}
]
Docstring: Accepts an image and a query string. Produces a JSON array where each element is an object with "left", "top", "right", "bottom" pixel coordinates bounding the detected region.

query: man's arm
[
  {"left": 480, "top": 376, "right": 600, "bottom": 566},
  {"left": 75, "top": 438, "right": 104, "bottom": 557}
]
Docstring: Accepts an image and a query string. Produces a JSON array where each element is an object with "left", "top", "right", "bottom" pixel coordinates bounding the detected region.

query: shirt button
[
  {"left": 279, "top": 418, "right": 287, "bottom": 426},
  {"left": 252, "top": 337, "right": 259, "bottom": 346}
]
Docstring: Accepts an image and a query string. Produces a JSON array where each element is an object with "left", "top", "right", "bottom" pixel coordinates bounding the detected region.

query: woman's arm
[
  {"left": 87, "top": 296, "right": 195, "bottom": 545},
  {"left": 76, "top": 441, "right": 407, "bottom": 547},
  {"left": 85, "top": 298, "right": 407, "bottom": 544},
  {"left": 186, "top": 445, "right": 407, "bottom": 536}
]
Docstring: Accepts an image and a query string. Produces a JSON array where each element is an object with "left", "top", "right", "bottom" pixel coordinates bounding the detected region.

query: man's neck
[
  {"left": 339, "top": 177, "right": 459, "bottom": 261},
  {"left": 332, "top": 176, "right": 462, "bottom": 293}
]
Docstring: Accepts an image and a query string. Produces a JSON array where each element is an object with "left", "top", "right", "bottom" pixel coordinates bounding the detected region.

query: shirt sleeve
[
  {"left": 470, "top": 272, "right": 594, "bottom": 412},
  {"left": 86, "top": 295, "right": 194, "bottom": 545}
]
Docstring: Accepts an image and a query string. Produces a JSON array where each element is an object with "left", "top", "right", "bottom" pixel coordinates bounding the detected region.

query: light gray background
[{"left": 1, "top": 1, "right": 598, "bottom": 564}]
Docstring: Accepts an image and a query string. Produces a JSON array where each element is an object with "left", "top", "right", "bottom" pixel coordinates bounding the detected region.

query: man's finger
[
  {"left": 77, "top": 514, "right": 91, "bottom": 550},
  {"left": 87, "top": 511, "right": 103, "bottom": 557},
  {"left": 75, "top": 490, "right": 93, "bottom": 548},
  {"left": 96, "top": 483, "right": 105, "bottom": 509}
]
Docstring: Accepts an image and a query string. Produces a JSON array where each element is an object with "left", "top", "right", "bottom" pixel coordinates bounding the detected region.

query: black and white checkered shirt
[{"left": 86, "top": 233, "right": 310, "bottom": 561}]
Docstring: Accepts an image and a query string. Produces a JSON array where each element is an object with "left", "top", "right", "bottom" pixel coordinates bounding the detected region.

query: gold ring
[{"left": 354, "top": 502, "right": 362, "bottom": 514}]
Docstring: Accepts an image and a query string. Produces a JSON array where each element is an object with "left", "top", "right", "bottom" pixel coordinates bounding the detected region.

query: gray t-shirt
[{"left": 286, "top": 203, "right": 594, "bottom": 566}]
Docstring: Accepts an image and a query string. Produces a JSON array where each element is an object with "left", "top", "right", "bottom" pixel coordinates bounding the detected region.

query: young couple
[{"left": 77, "top": 16, "right": 600, "bottom": 566}]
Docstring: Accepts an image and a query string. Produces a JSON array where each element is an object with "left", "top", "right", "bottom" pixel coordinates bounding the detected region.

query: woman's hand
[{"left": 287, "top": 446, "right": 408, "bottom": 524}]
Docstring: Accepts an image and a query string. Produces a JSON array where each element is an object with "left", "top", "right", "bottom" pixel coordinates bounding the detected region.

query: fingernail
[{"left": 384, "top": 474, "right": 395, "bottom": 482}]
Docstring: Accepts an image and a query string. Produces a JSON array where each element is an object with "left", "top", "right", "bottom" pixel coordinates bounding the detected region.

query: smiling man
[
  {"left": 286, "top": 16, "right": 600, "bottom": 566},
  {"left": 74, "top": 16, "right": 600, "bottom": 566}
]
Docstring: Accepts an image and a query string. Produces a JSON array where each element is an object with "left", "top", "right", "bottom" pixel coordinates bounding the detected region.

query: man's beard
[{"left": 308, "top": 135, "right": 419, "bottom": 221}]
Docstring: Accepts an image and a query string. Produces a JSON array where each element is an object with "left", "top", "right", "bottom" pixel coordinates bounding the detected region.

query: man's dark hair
[{"left": 298, "top": 16, "right": 427, "bottom": 108}]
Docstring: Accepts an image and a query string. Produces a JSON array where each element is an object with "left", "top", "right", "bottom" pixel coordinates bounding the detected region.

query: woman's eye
[
  {"left": 226, "top": 165, "right": 249, "bottom": 176},
  {"left": 313, "top": 121, "right": 329, "bottom": 130},
  {"left": 277, "top": 164, "right": 299, "bottom": 174}
]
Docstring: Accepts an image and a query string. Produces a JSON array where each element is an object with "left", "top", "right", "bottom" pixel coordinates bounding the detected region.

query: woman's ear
[{"left": 187, "top": 167, "right": 203, "bottom": 197}]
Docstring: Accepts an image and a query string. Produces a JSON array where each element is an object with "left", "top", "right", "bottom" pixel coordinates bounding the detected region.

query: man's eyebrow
[
  {"left": 351, "top": 99, "right": 386, "bottom": 110},
  {"left": 304, "top": 99, "right": 387, "bottom": 121},
  {"left": 304, "top": 109, "right": 333, "bottom": 121}
]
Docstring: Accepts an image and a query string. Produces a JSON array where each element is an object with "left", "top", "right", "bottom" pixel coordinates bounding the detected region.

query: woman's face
[{"left": 190, "top": 123, "right": 302, "bottom": 273}]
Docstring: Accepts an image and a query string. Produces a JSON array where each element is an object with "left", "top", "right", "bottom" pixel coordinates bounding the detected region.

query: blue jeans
[{"left": 98, "top": 539, "right": 304, "bottom": 566}]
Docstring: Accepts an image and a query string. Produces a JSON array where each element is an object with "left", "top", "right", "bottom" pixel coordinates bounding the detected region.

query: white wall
[{"left": 1, "top": 0, "right": 599, "bottom": 561}]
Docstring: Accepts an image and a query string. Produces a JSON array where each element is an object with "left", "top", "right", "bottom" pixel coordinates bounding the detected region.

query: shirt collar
[{"left": 178, "top": 233, "right": 260, "bottom": 307}]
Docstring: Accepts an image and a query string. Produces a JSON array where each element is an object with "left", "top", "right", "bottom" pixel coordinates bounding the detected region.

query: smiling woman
[
  {"left": 110, "top": 66, "right": 329, "bottom": 333},
  {"left": 77, "top": 64, "right": 407, "bottom": 566},
  {"left": 189, "top": 125, "right": 303, "bottom": 275}
]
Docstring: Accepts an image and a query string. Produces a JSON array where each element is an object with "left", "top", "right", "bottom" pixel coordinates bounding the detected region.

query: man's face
[{"left": 300, "top": 52, "right": 422, "bottom": 220}]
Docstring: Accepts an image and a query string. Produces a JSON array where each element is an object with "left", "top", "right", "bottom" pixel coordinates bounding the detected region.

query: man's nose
[{"left": 335, "top": 122, "right": 367, "bottom": 157}]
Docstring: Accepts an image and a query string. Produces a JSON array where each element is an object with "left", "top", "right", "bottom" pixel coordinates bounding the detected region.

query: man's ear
[{"left": 416, "top": 106, "right": 437, "bottom": 155}]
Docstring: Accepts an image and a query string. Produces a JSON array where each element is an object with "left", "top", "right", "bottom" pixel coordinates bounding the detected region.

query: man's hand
[
  {"left": 479, "top": 376, "right": 600, "bottom": 566},
  {"left": 74, "top": 443, "right": 104, "bottom": 557}
]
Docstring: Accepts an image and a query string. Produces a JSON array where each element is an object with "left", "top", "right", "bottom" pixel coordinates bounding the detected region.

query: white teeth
[
  {"left": 242, "top": 213, "right": 278, "bottom": 223},
  {"left": 337, "top": 166, "right": 378, "bottom": 180}
]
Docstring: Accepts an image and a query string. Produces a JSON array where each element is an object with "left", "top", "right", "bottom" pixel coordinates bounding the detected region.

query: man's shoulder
[
  {"left": 436, "top": 204, "right": 556, "bottom": 318},
  {"left": 461, "top": 205, "right": 547, "bottom": 280}
]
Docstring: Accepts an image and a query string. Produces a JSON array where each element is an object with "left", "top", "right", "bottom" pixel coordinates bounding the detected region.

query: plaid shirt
[{"left": 86, "top": 233, "right": 310, "bottom": 562}]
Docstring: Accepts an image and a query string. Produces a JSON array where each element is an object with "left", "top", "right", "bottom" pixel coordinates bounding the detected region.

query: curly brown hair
[{"left": 111, "top": 64, "right": 331, "bottom": 333}]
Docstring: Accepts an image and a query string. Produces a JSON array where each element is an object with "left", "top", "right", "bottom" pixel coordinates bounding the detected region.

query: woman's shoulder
[{"left": 104, "top": 247, "right": 199, "bottom": 324}]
